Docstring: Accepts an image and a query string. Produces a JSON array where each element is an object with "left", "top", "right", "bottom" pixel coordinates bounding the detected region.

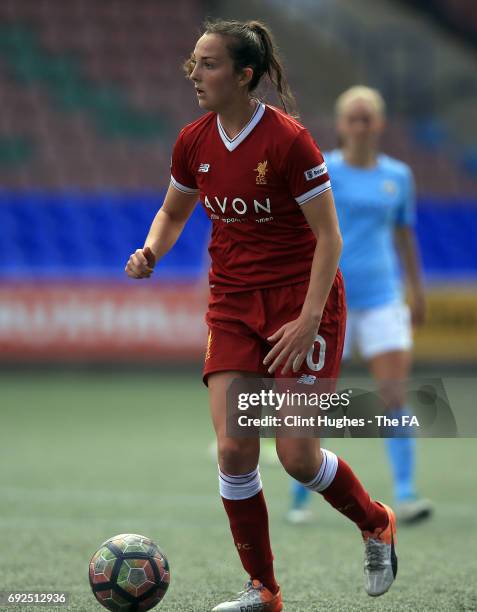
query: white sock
[
  {"left": 218, "top": 465, "right": 262, "bottom": 500},
  {"left": 303, "top": 448, "right": 338, "bottom": 493}
]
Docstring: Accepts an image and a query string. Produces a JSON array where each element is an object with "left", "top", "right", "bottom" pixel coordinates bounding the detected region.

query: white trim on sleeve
[
  {"left": 295, "top": 180, "right": 331, "bottom": 205},
  {"left": 170, "top": 175, "right": 199, "bottom": 194}
]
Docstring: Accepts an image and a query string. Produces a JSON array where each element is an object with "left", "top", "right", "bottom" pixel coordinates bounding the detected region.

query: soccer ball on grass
[{"left": 89, "top": 533, "right": 170, "bottom": 611}]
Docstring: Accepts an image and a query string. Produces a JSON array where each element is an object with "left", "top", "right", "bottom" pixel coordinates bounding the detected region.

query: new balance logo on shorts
[
  {"left": 304, "top": 162, "right": 327, "bottom": 181},
  {"left": 297, "top": 374, "right": 316, "bottom": 384},
  {"left": 198, "top": 163, "right": 210, "bottom": 172}
]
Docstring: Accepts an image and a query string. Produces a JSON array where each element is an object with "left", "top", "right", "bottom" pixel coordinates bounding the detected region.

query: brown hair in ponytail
[{"left": 184, "top": 19, "right": 298, "bottom": 117}]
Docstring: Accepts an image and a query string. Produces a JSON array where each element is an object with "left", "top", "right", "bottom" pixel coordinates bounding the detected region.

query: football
[{"left": 89, "top": 533, "right": 170, "bottom": 611}]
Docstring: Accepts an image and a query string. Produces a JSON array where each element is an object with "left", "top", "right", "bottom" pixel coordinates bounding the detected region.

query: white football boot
[
  {"left": 212, "top": 579, "right": 283, "bottom": 611},
  {"left": 362, "top": 502, "right": 398, "bottom": 597}
]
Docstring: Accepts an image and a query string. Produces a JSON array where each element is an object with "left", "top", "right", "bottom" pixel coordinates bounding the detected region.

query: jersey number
[{"left": 306, "top": 334, "right": 326, "bottom": 371}]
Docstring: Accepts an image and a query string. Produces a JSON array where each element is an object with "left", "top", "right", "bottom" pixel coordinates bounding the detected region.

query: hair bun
[{"left": 248, "top": 21, "right": 263, "bottom": 34}]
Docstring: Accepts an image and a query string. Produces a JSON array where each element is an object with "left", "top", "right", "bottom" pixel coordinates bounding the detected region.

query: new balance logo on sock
[
  {"left": 236, "top": 542, "right": 252, "bottom": 551},
  {"left": 297, "top": 374, "right": 316, "bottom": 385}
]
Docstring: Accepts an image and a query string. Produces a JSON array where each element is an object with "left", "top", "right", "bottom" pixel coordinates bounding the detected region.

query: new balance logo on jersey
[
  {"left": 198, "top": 163, "right": 210, "bottom": 172},
  {"left": 297, "top": 374, "right": 316, "bottom": 384},
  {"left": 304, "top": 162, "right": 327, "bottom": 181}
]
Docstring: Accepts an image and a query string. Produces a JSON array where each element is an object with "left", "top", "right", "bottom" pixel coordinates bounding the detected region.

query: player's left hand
[
  {"left": 263, "top": 313, "right": 321, "bottom": 375},
  {"left": 410, "top": 288, "right": 426, "bottom": 327}
]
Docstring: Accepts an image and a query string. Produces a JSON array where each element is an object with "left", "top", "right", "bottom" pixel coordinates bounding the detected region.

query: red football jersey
[{"left": 170, "top": 102, "right": 331, "bottom": 292}]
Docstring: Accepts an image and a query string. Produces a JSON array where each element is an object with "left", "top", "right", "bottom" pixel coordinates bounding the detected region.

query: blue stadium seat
[
  {"left": 416, "top": 200, "right": 477, "bottom": 279},
  {"left": 0, "top": 190, "right": 210, "bottom": 281},
  {"left": 411, "top": 117, "right": 448, "bottom": 151},
  {"left": 0, "top": 191, "right": 475, "bottom": 282}
]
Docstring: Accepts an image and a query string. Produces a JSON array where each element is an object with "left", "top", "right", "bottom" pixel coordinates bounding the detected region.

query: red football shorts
[{"left": 203, "top": 270, "right": 346, "bottom": 386}]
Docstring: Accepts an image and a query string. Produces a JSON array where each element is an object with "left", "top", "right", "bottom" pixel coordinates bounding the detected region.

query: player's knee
[
  {"left": 217, "top": 438, "right": 258, "bottom": 474},
  {"left": 277, "top": 449, "right": 317, "bottom": 482},
  {"left": 384, "top": 393, "right": 407, "bottom": 412},
  {"left": 379, "top": 381, "right": 406, "bottom": 410}
]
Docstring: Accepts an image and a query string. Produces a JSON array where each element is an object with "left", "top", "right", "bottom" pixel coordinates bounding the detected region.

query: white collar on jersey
[{"left": 216, "top": 101, "right": 266, "bottom": 152}]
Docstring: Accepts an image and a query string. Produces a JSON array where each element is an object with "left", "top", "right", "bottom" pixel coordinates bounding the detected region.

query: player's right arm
[
  {"left": 124, "top": 183, "right": 197, "bottom": 279},
  {"left": 126, "top": 127, "right": 199, "bottom": 279}
]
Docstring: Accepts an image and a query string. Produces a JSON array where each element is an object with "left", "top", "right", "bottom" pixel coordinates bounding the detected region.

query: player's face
[
  {"left": 337, "top": 100, "right": 384, "bottom": 150},
  {"left": 188, "top": 34, "right": 249, "bottom": 112}
]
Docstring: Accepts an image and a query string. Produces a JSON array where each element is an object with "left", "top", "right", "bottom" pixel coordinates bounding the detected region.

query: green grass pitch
[{"left": 1, "top": 370, "right": 476, "bottom": 611}]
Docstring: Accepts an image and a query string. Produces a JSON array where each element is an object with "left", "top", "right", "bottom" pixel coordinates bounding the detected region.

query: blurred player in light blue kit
[{"left": 288, "top": 86, "right": 433, "bottom": 525}]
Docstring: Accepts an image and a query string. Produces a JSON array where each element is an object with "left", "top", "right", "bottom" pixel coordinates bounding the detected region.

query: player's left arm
[
  {"left": 264, "top": 189, "right": 342, "bottom": 374},
  {"left": 393, "top": 166, "right": 426, "bottom": 326},
  {"left": 394, "top": 226, "right": 426, "bottom": 326}
]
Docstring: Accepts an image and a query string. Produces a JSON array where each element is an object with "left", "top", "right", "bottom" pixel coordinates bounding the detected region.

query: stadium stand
[
  {"left": 0, "top": 189, "right": 210, "bottom": 281},
  {"left": 401, "top": 0, "right": 477, "bottom": 46},
  {"left": 0, "top": 0, "right": 475, "bottom": 283},
  {"left": 261, "top": 0, "right": 477, "bottom": 196},
  {"left": 0, "top": 0, "right": 201, "bottom": 188}
]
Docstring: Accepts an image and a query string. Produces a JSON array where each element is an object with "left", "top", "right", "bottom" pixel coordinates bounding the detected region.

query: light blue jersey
[{"left": 325, "top": 149, "right": 415, "bottom": 309}]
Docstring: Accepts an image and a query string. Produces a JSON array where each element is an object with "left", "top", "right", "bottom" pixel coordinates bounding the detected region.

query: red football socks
[
  {"left": 221, "top": 490, "right": 279, "bottom": 595},
  {"left": 321, "top": 456, "right": 389, "bottom": 532},
  {"left": 219, "top": 452, "right": 386, "bottom": 596}
]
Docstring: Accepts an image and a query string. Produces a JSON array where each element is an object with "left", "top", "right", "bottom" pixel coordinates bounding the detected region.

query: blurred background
[
  {"left": 0, "top": 0, "right": 475, "bottom": 365},
  {"left": 1, "top": 3, "right": 476, "bottom": 610}
]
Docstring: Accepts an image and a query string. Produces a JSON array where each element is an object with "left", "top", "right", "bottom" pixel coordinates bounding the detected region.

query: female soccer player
[
  {"left": 289, "top": 86, "right": 432, "bottom": 525},
  {"left": 126, "top": 21, "right": 397, "bottom": 611}
]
